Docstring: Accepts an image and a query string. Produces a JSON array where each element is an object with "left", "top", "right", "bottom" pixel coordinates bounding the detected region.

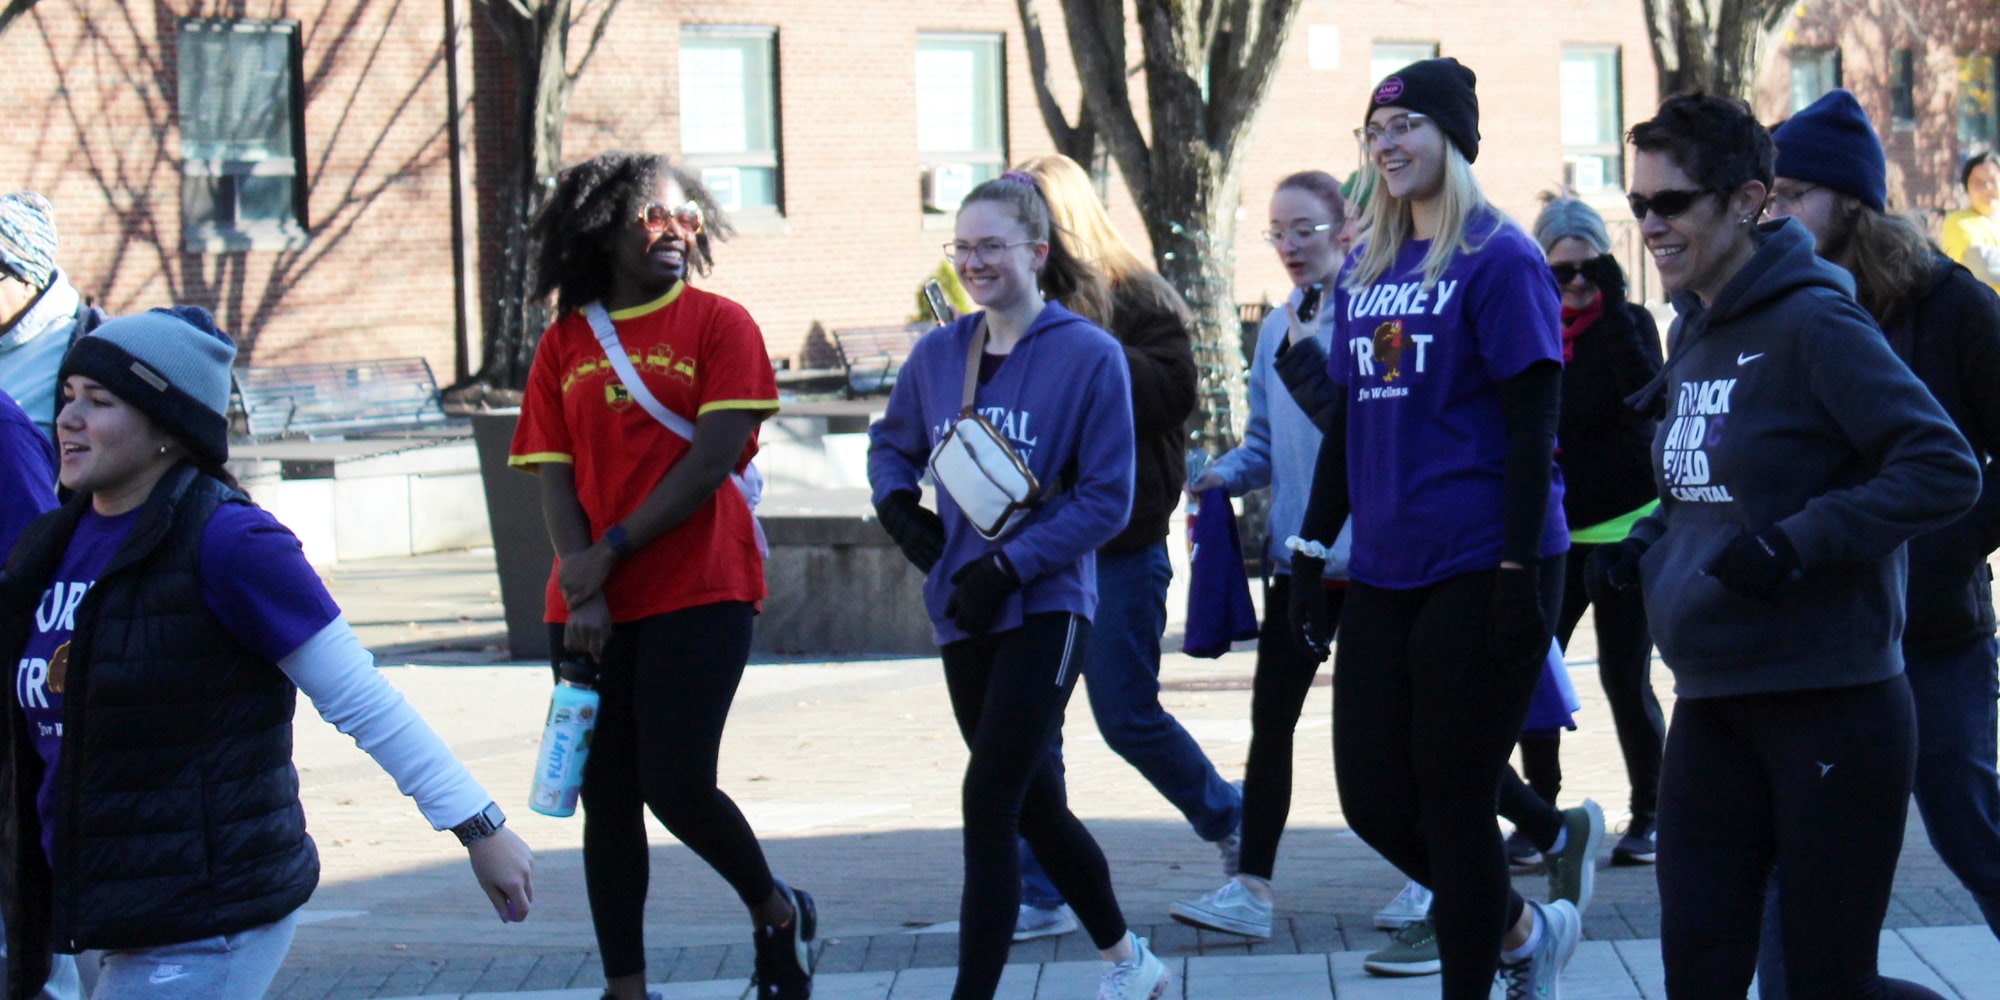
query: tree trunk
[
  {"left": 1643, "top": 0, "right": 1789, "bottom": 101},
  {"left": 1140, "top": 147, "right": 1248, "bottom": 454}
]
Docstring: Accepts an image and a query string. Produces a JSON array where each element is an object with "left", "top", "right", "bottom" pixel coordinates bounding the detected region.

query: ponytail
[{"left": 961, "top": 173, "right": 1111, "bottom": 326}]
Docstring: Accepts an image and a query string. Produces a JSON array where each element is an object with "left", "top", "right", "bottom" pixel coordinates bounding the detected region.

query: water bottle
[{"left": 528, "top": 656, "right": 599, "bottom": 818}]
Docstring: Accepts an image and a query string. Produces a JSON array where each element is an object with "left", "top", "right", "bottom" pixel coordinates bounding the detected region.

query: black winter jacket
[
  {"left": 0, "top": 466, "right": 317, "bottom": 997},
  {"left": 1557, "top": 299, "right": 1663, "bottom": 531},
  {"left": 1103, "top": 279, "right": 1198, "bottom": 553},
  {"left": 1885, "top": 256, "right": 2000, "bottom": 651}
]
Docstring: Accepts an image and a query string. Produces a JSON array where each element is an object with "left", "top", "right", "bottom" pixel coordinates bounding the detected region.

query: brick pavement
[{"left": 248, "top": 548, "right": 2000, "bottom": 999}]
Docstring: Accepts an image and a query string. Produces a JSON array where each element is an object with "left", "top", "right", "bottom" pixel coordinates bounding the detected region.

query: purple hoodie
[{"left": 868, "top": 301, "right": 1135, "bottom": 645}]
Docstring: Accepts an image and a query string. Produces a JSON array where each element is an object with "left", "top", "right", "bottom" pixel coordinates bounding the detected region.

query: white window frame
[
  {"left": 1369, "top": 41, "right": 1439, "bottom": 91},
  {"left": 680, "top": 25, "right": 783, "bottom": 219},
  {"left": 1789, "top": 47, "right": 1842, "bottom": 114},
  {"left": 1560, "top": 45, "right": 1624, "bottom": 194},
  {"left": 178, "top": 18, "right": 307, "bottom": 253},
  {"left": 917, "top": 32, "right": 1007, "bottom": 216}
]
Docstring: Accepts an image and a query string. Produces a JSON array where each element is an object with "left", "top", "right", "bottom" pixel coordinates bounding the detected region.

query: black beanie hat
[
  {"left": 1364, "top": 57, "right": 1480, "bottom": 163},
  {"left": 1772, "top": 89, "right": 1887, "bottom": 212}
]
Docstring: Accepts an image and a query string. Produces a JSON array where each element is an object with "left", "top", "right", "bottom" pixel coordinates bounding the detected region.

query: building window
[
  {"left": 178, "top": 19, "right": 305, "bottom": 251},
  {"left": 1890, "top": 48, "right": 1916, "bottom": 126},
  {"left": 681, "top": 26, "right": 781, "bottom": 216},
  {"left": 917, "top": 33, "right": 1005, "bottom": 214},
  {"left": 1370, "top": 41, "right": 1438, "bottom": 89},
  {"left": 1560, "top": 46, "right": 1623, "bottom": 193},
  {"left": 1789, "top": 47, "right": 1841, "bottom": 113},
  {"left": 1961, "top": 53, "right": 1998, "bottom": 152}
]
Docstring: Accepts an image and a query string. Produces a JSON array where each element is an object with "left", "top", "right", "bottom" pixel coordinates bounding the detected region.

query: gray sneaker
[
  {"left": 1363, "top": 917, "right": 1441, "bottom": 976},
  {"left": 1372, "top": 880, "right": 1433, "bottom": 930},
  {"left": 1096, "top": 933, "right": 1170, "bottom": 1000},
  {"left": 1544, "top": 800, "right": 1604, "bottom": 912},
  {"left": 1012, "top": 903, "right": 1079, "bottom": 942},
  {"left": 1169, "top": 876, "right": 1272, "bottom": 939},
  {"left": 1493, "top": 899, "right": 1581, "bottom": 999}
]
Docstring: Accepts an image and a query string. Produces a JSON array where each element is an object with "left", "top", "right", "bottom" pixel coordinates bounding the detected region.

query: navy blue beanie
[{"left": 1772, "top": 89, "right": 1886, "bottom": 212}]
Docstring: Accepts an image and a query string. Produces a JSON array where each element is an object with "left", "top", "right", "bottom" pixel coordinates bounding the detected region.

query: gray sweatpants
[{"left": 88, "top": 911, "right": 297, "bottom": 1000}]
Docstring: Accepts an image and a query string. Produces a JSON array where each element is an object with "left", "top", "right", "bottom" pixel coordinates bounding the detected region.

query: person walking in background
[
  {"left": 1591, "top": 91, "right": 1978, "bottom": 998},
  {"left": 1941, "top": 151, "right": 2000, "bottom": 293},
  {"left": 1749, "top": 90, "right": 2000, "bottom": 995},
  {"left": 0, "top": 307, "right": 535, "bottom": 1000},
  {"left": 1001, "top": 153, "right": 1236, "bottom": 943},
  {"left": 0, "top": 193, "right": 106, "bottom": 439},
  {"left": 1288, "top": 59, "right": 1581, "bottom": 997},
  {"left": 868, "top": 172, "right": 1168, "bottom": 1000},
  {"left": 0, "top": 387, "right": 55, "bottom": 556},
  {"left": 508, "top": 151, "right": 813, "bottom": 1000}
]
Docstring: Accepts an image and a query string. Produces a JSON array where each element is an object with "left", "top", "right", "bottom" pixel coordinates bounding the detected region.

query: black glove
[
  {"left": 1288, "top": 555, "right": 1333, "bottom": 663},
  {"left": 945, "top": 553, "right": 1020, "bottom": 634},
  {"left": 1704, "top": 527, "right": 1802, "bottom": 600},
  {"left": 1584, "top": 536, "right": 1648, "bottom": 604},
  {"left": 1487, "top": 565, "right": 1551, "bottom": 665},
  {"left": 874, "top": 490, "right": 945, "bottom": 573}
]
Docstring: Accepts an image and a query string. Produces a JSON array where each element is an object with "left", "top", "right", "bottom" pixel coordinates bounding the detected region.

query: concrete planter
[{"left": 471, "top": 410, "right": 554, "bottom": 661}]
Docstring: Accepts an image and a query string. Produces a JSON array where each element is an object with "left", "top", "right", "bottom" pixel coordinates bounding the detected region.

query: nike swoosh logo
[
  {"left": 1737, "top": 352, "right": 1765, "bottom": 365},
  {"left": 148, "top": 972, "right": 188, "bottom": 985}
]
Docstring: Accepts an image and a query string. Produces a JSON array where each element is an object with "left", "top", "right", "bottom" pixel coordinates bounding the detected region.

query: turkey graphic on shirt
[{"left": 1373, "top": 320, "right": 1408, "bottom": 383}]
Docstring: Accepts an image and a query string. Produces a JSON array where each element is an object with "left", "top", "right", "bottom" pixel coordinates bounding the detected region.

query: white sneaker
[
  {"left": 1493, "top": 899, "right": 1581, "bottom": 999},
  {"left": 1168, "top": 876, "right": 1273, "bottom": 939},
  {"left": 1373, "top": 880, "right": 1434, "bottom": 930},
  {"left": 1097, "top": 933, "right": 1170, "bottom": 1000},
  {"left": 1012, "top": 903, "right": 1078, "bottom": 942}
]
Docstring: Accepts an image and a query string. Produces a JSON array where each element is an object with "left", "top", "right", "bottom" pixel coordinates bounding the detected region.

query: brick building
[{"left": 22, "top": 2, "right": 1973, "bottom": 381}]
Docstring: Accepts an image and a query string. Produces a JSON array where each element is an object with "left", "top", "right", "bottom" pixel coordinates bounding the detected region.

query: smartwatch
[
  {"left": 602, "top": 524, "right": 635, "bottom": 558},
  {"left": 451, "top": 801, "right": 507, "bottom": 846}
]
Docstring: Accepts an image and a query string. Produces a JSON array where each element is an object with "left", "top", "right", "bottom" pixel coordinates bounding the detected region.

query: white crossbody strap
[{"left": 583, "top": 302, "right": 767, "bottom": 557}]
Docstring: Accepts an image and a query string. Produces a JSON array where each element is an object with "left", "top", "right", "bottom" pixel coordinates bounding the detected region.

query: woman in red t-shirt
[{"left": 508, "top": 151, "right": 812, "bottom": 1000}]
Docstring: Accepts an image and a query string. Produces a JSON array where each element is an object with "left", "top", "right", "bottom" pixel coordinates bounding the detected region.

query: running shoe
[
  {"left": 1363, "top": 917, "right": 1441, "bottom": 976},
  {"left": 1097, "top": 933, "right": 1170, "bottom": 1000},
  {"left": 1493, "top": 899, "right": 1581, "bottom": 999},
  {"left": 1611, "top": 816, "right": 1657, "bottom": 866},
  {"left": 1505, "top": 828, "right": 1544, "bottom": 871},
  {"left": 1544, "top": 800, "right": 1605, "bottom": 913},
  {"left": 1013, "top": 903, "right": 1079, "bottom": 942},
  {"left": 1169, "top": 877, "right": 1272, "bottom": 939},
  {"left": 751, "top": 880, "right": 815, "bottom": 999},
  {"left": 1373, "top": 880, "right": 1434, "bottom": 930}
]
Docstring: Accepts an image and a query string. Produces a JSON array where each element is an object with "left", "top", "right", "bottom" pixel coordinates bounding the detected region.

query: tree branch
[
  {"left": 1015, "top": 0, "right": 1079, "bottom": 154},
  {"left": 1059, "top": 0, "right": 1151, "bottom": 197},
  {"left": 0, "top": 0, "right": 41, "bottom": 38},
  {"left": 571, "top": 0, "right": 626, "bottom": 81}
]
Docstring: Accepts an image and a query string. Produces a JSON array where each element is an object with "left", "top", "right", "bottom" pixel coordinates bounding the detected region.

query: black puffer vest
[{"left": 0, "top": 466, "right": 317, "bottom": 997}]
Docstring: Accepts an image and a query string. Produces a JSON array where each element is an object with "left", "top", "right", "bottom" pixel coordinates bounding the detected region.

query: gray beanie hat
[
  {"left": 1532, "top": 198, "right": 1613, "bottom": 255},
  {"left": 59, "top": 306, "right": 237, "bottom": 466}
]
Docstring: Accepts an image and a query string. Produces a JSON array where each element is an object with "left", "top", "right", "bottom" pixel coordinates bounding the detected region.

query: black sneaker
[
  {"left": 1504, "top": 828, "right": 1544, "bottom": 871},
  {"left": 753, "top": 880, "right": 816, "bottom": 999},
  {"left": 1612, "top": 816, "right": 1658, "bottom": 866}
]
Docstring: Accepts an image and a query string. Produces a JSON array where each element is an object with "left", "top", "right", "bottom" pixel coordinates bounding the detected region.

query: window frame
[
  {"left": 177, "top": 17, "right": 308, "bottom": 253},
  {"left": 679, "top": 24, "right": 784, "bottom": 221},
  {"left": 1960, "top": 51, "right": 1999, "bottom": 153},
  {"left": 1369, "top": 41, "right": 1439, "bottom": 89},
  {"left": 916, "top": 31, "right": 1008, "bottom": 217},
  {"left": 1890, "top": 48, "right": 1916, "bottom": 128},
  {"left": 1789, "top": 46, "right": 1843, "bottom": 114},
  {"left": 1558, "top": 44, "right": 1625, "bottom": 194}
]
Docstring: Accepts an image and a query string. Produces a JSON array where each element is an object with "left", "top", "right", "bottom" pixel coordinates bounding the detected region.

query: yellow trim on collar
[{"left": 606, "top": 282, "right": 686, "bottom": 321}]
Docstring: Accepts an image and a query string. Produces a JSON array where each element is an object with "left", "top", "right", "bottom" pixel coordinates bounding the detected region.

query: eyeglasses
[
  {"left": 1549, "top": 255, "right": 1614, "bottom": 285},
  {"left": 1765, "top": 183, "right": 1821, "bottom": 214},
  {"left": 1264, "top": 222, "right": 1334, "bottom": 247},
  {"left": 638, "top": 200, "right": 704, "bottom": 236},
  {"left": 1353, "top": 113, "right": 1431, "bottom": 148},
  {"left": 942, "top": 240, "right": 1039, "bottom": 264},
  {"left": 1627, "top": 187, "right": 1721, "bottom": 221}
]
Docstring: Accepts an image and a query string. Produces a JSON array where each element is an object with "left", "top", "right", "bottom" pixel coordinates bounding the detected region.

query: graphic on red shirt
[{"left": 509, "top": 283, "right": 779, "bottom": 623}]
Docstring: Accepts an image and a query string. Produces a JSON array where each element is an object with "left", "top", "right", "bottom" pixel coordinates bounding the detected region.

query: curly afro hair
[{"left": 530, "top": 151, "right": 734, "bottom": 314}]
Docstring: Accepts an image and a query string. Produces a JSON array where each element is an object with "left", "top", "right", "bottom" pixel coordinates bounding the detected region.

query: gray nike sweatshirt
[{"left": 1629, "top": 218, "right": 1979, "bottom": 698}]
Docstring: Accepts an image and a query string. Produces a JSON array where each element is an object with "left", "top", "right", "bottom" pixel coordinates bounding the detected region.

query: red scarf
[{"left": 1560, "top": 297, "right": 1604, "bottom": 363}]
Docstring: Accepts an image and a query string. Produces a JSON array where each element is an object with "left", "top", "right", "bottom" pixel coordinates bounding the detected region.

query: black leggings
[
  {"left": 1332, "top": 559, "right": 1560, "bottom": 1000},
  {"left": 1515, "top": 542, "right": 1665, "bottom": 822},
  {"left": 941, "top": 613, "right": 1126, "bottom": 1000},
  {"left": 550, "top": 603, "right": 776, "bottom": 981},
  {"left": 1658, "top": 677, "right": 1943, "bottom": 999},
  {"left": 1238, "top": 573, "right": 1344, "bottom": 881}
]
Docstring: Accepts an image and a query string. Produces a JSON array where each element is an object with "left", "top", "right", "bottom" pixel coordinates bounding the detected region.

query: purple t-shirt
[
  {"left": 1327, "top": 213, "right": 1569, "bottom": 587},
  {"left": 13, "top": 501, "right": 340, "bottom": 861},
  {"left": 0, "top": 388, "right": 56, "bottom": 559}
]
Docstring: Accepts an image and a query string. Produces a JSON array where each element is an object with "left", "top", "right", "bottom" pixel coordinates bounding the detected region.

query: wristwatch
[
  {"left": 451, "top": 801, "right": 507, "bottom": 846},
  {"left": 602, "top": 523, "right": 635, "bottom": 558}
]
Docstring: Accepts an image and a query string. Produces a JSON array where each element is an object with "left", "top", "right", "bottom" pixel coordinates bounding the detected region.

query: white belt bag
[
  {"left": 928, "top": 318, "right": 1042, "bottom": 541},
  {"left": 583, "top": 302, "right": 768, "bottom": 557}
]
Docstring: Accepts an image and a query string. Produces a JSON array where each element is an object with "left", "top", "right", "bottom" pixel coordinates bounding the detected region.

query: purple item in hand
[{"left": 1182, "top": 487, "right": 1260, "bottom": 658}]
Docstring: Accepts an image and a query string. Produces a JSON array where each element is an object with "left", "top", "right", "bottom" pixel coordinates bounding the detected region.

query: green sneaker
[
  {"left": 1362, "top": 916, "right": 1441, "bottom": 976},
  {"left": 1544, "top": 799, "right": 1605, "bottom": 913}
]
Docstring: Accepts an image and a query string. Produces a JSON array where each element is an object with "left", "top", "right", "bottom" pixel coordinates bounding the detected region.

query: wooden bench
[
  {"left": 233, "top": 357, "right": 448, "bottom": 439},
  {"left": 832, "top": 324, "right": 927, "bottom": 398}
]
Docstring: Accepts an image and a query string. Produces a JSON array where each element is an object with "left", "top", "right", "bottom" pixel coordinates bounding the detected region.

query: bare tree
[
  {"left": 0, "top": 0, "right": 42, "bottom": 37},
  {"left": 1017, "top": 0, "right": 1302, "bottom": 451},
  {"left": 473, "top": 0, "right": 626, "bottom": 388},
  {"left": 1641, "top": 0, "right": 1791, "bottom": 100}
]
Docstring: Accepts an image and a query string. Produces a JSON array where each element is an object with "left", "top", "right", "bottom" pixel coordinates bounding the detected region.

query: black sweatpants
[
  {"left": 1332, "top": 558, "right": 1561, "bottom": 1000},
  {"left": 1239, "top": 573, "right": 1345, "bottom": 881},
  {"left": 549, "top": 603, "right": 777, "bottom": 980},
  {"left": 1658, "top": 677, "right": 1944, "bottom": 999},
  {"left": 941, "top": 613, "right": 1127, "bottom": 1000}
]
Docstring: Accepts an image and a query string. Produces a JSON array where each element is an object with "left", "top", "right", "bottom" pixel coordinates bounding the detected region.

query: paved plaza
[{"left": 243, "top": 548, "right": 2000, "bottom": 999}]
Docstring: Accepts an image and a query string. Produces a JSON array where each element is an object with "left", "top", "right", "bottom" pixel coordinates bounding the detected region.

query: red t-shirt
[{"left": 509, "top": 283, "right": 779, "bottom": 623}]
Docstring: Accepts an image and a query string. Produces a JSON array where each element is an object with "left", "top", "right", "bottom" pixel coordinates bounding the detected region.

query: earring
[{"left": 158, "top": 445, "right": 168, "bottom": 456}]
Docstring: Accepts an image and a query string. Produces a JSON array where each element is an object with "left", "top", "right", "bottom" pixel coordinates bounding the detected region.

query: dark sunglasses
[
  {"left": 1549, "top": 255, "right": 1616, "bottom": 285},
  {"left": 1627, "top": 187, "right": 1721, "bottom": 221},
  {"left": 638, "top": 200, "right": 704, "bottom": 236}
]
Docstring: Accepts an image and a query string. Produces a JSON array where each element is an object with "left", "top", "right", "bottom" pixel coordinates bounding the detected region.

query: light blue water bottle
[{"left": 528, "top": 656, "right": 599, "bottom": 817}]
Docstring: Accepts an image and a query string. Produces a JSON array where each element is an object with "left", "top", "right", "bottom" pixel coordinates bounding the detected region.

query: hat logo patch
[
  {"left": 1375, "top": 77, "right": 1405, "bottom": 104},
  {"left": 130, "top": 361, "right": 168, "bottom": 391}
]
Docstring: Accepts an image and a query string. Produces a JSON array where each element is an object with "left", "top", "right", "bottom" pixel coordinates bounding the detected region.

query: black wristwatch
[
  {"left": 451, "top": 801, "right": 507, "bottom": 846},
  {"left": 602, "top": 524, "right": 635, "bottom": 558}
]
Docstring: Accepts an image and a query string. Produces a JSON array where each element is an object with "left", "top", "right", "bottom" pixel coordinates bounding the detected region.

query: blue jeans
[{"left": 1020, "top": 542, "right": 1242, "bottom": 907}]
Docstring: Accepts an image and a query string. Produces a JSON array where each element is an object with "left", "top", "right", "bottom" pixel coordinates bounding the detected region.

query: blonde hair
[
  {"left": 1016, "top": 154, "right": 1186, "bottom": 329},
  {"left": 1346, "top": 144, "right": 1497, "bottom": 292}
]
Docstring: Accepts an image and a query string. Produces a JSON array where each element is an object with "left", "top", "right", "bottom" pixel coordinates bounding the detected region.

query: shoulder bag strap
[{"left": 960, "top": 316, "right": 986, "bottom": 418}]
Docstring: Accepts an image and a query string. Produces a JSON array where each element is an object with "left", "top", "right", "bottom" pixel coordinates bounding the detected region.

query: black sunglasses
[
  {"left": 1549, "top": 255, "right": 1615, "bottom": 285},
  {"left": 1627, "top": 187, "right": 1722, "bottom": 221}
]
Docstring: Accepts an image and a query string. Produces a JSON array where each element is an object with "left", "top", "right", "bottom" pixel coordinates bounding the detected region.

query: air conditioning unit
[{"left": 922, "top": 162, "right": 976, "bottom": 212}]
